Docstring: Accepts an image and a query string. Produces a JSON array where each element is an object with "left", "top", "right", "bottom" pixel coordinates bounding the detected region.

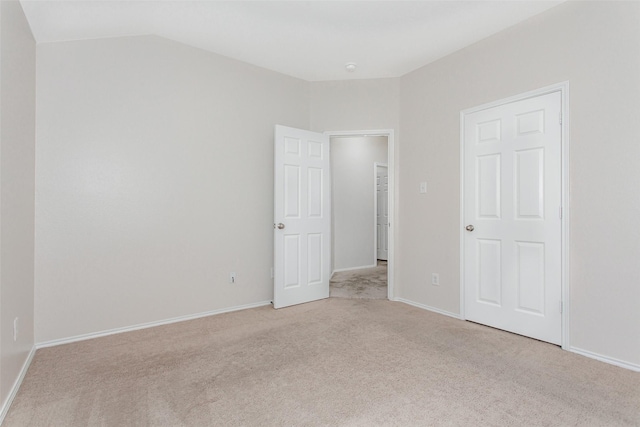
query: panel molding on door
[
  {"left": 461, "top": 87, "right": 565, "bottom": 346},
  {"left": 376, "top": 164, "right": 389, "bottom": 262},
  {"left": 274, "top": 125, "right": 330, "bottom": 309}
]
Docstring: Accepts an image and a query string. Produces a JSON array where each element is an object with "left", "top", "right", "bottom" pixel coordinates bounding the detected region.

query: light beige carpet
[
  {"left": 330, "top": 261, "right": 387, "bottom": 299},
  {"left": 4, "top": 298, "right": 640, "bottom": 426}
]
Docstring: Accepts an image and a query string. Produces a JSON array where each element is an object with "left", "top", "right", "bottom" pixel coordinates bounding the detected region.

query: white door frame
[
  {"left": 374, "top": 163, "right": 388, "bottom": 263},
  {"left": 459, "top": 82, "right": 570, "bottom": 349},
  {"left": 325, "top": 129, "right": 396, "bottom": 301}
]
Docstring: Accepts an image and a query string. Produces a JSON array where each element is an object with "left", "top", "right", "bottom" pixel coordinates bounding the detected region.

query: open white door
[
  {"left": 274, "top": 125, "right": 331, "bottom": 309},
  {"left": 463, "top": 91, "right": 562, "bottom": 345}
]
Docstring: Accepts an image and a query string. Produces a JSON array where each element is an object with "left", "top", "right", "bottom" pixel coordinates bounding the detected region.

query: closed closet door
[{"left": 463, "top": 91, "right": 562, "bottom": 345}]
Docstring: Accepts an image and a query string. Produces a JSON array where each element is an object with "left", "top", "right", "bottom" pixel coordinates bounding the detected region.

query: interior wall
[
  {"left": 309, "top": 78, "right": 400, "bottom": 133},
  {"left": 0, "top": 0, "right": 36, "bottom": 410},
  {"left": 398, "top": 1, "right": 640, "bottom": 366},
  {"left": 331, "top": 136, "right": 387, "bottom": 271},
  {"left": 34, "top": 35, "right": 309, "bottom": 343}
]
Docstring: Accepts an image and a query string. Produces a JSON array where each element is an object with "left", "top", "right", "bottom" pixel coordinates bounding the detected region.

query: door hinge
[{"left": 560, "top": 301, "right": 563, "bottom": 314}]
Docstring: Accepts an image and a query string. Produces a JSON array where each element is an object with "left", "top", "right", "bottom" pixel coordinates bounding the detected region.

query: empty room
[{"left": 1, "top": 1, "right": 639, "bottom": 425}]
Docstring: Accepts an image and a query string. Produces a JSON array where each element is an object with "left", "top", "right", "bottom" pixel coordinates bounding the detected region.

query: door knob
[
  {"left": 465, "top": 225, "right": 474, "bottom": 232},
  {"left": 276, "top": 223, "right": 285, "bottom": 230}
]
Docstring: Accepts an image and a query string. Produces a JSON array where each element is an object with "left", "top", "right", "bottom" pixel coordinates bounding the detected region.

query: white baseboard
[
  {"left": 396, "top": 298, "right": 639, "bottom": 372},
  {"left": 332, "top": 264, "right": 377, "bottom": 276},
  {"left": 36, "top": 300, "right": 272, "bottom": 349},
  {"left": 0, "top": 346, "right": 36, "bottom": 425},
  {"left": 394, "top": 297, "right": 462, "bottom": 320},
  {"left": 569, "top": 346, "right": 640, "bottom": 372}
]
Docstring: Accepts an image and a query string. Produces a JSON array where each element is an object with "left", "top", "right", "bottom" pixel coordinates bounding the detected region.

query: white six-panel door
[
  {"left": 463, "top": 91, "right": 562, "bottom": 345},
  {"left": 274, "top": 125, "right": 331, "bottom": 309},
  {"left": 376, "top": 165, "right": 389, "bottom": 261}
]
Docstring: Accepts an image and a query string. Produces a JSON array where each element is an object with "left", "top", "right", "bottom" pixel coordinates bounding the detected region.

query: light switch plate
[{"left": 420, "top": 182, "right": 428, "bottom": 194}]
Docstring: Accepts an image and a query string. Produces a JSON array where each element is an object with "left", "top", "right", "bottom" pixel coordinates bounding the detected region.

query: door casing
[
  {"left": 325, "top": 129, "right": 396, "bottom": 301},
  {"left": 459, "top": 82, "right": 570, "bottom": 349}
]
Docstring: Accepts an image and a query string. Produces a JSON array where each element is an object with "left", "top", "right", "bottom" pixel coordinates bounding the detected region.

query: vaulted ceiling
[{"left": 20, "top": 1, "right": 563, "bottom": 81}]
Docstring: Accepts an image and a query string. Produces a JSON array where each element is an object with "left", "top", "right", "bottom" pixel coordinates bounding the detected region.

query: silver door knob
[
  {"left": 276, "top": 223, "right": 285, "bottom": 230},
  {"left": 466, "top": 225, "right": 474, "bottom": 232}
]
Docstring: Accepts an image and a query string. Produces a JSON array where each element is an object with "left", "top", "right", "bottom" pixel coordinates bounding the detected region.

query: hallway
[{"left": 329, "top": 261, "right": 387, "bottom": 299}]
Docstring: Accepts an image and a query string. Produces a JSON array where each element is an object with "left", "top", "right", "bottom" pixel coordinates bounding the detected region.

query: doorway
[
  {"left": 273, "top": 127, "right": 395, "bottom": 308},
  {"left": 326, "top": 130, "right": 395, "bottom": 300},
  {"left": 375, "top": 163, "right": 389, "bottom": 262}
]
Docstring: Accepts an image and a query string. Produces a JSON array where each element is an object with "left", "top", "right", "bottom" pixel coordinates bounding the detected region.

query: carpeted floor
[
  {"left": 4, "top": 298, "right": 640, "bottom": 426},
  {"left": 330, "top": 261, "right": 387, "bottom": 299}
]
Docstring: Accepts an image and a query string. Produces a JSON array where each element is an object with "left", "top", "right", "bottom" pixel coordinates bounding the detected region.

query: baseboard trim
[
  {"left": 569, "top": 346, "right": 640, "bottom": 372},
  {"left": 395, "top": 299, "right": 639, "bottom": 372},
  {"left": 332, "top": 264, "right": 377, "bottom": 276},
  {"left": 0, "top": 346, "right": 36, "bottom": 425},
  {"left": 36, "top": 300, "right": 273, "bottom": 349},
  {"left": 394, "top": 298, "right": 462, "bottom": 320}
]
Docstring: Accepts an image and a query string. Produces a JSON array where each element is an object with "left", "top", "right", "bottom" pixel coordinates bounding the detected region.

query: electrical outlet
[
  {"left": 431, "top": 273, "right": 440, "bottom": 286},
  {"left": 13, "top": 317, "right": 18, "bottom": 341},
  {"left": 230, "top": 272, "right": 236, "bottom": 284}
]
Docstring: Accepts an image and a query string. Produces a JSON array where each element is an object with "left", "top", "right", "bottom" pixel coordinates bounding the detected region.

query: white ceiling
[{"left": 20, "top": 1, "right": 564, "bottom": 82}]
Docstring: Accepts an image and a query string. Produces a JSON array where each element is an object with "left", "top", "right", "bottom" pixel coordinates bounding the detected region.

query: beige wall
[
  {"left": 0, "top": 0, "right": 36, "bottom": 411},
  {"left": 35, "top": 36, "right": 309, "bottom": 343},
  {"left": 398, "top": 1, "right": 640, "bottom": 366},
  {"left": 35, "top": 40, "right": 403, "bottom": 345},
  {"left": 331, "top": 136, "right": 388, "bottom": 271},
  {"left": 309, "top": 78, "right": 400, "bottom": 133}
]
